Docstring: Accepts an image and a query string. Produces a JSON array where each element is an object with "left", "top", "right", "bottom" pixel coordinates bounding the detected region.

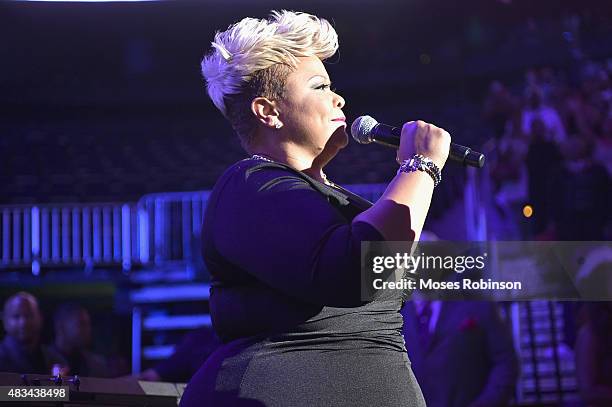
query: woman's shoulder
[
  {"left": 216, "top": 158, "right": 313, "bottom": 193},
  {"left": 212, "top": 158, "right": 355, "bottom": 208}
]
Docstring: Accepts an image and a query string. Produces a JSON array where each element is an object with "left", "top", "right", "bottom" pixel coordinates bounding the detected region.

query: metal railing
[
  {"left": 136, "top": 190, "right": 211, "bottom": 265},
  {"left": 0, "top": 202, "right": 141, "bottom": 272},
  {"left": 135, "top": 184, "right": 388, "bottom": 265},
  {"left": 2, "top": 179, "right": 476, "bottom": 273}
]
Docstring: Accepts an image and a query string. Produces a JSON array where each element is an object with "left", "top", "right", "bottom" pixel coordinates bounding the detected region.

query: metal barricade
[
  {"left": 135, "top": 184, "right": 388, "bottom": 265},
  {"left": 0, "top": 202, "right": 141, "bottom": 273}
]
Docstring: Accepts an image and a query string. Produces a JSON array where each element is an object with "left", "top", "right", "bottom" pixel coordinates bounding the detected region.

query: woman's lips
[{"left": 331, "top": 117, "right": 346, "bottom": 122}]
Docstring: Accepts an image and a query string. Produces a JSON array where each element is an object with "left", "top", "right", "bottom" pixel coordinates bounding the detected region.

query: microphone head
[{"left": 350, "top": 115, "right": 378, "bottom": 144}]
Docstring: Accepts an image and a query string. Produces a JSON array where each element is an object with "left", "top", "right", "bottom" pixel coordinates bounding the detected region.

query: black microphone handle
[{"left": 371, "top": 123, "right": 485, "bottom": 168}]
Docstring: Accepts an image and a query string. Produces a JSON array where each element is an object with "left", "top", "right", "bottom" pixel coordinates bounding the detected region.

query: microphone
[{"left": 351, "top": 115, "right": 485, "bottom": 168}]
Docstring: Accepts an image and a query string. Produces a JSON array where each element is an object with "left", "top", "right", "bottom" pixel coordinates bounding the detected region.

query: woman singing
[{"left": 180, "top": 10, "right": 450, "bottom": 407}]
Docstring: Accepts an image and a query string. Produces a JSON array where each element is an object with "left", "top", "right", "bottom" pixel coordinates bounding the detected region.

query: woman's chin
[
  {"left": 329, "top": 126, "right": 349, "bottom": 149},
  {"left": 314, "top": 129, "right": 348, "bottom": 166}
]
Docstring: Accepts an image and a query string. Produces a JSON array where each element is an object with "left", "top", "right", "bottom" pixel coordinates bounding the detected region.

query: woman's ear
[{"left": 251, "top": 97, "right": 282, "bottom": 129}]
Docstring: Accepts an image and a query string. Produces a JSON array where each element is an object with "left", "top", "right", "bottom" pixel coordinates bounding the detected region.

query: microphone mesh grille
[{"left": 350, "top": 115, "right": 378, "bottom": 144}]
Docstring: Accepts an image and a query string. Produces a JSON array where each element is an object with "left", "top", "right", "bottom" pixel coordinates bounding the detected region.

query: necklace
[
  {"left": 250, "top": 154, "right": 336, "bottom": 188},
  {"left": 251, "top": 154, "right": 274, "bottom": 163},
  {"left": 321, "top": 173, "right": 337, "bottom": 188}
]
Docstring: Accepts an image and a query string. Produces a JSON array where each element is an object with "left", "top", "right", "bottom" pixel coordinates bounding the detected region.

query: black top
[
  {"left": 180, "top": 159, "right": 425, "bottom": 407},
  {"left": 0, "top": 336, "right": 63, "bottom": 375}
]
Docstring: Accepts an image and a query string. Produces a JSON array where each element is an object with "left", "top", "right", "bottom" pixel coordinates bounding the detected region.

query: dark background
[{"left": 2, "top": 0, "right": 610, "bottom": 204}]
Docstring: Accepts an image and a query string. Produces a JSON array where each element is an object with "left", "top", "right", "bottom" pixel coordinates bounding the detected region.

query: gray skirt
[{"left": 180, "top": 336, "right": 426, "bottom": 407}]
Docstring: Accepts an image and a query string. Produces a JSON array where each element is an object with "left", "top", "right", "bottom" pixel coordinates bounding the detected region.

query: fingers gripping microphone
[{"left": 351, "top": 115, "right": 485, "bottom": 168}]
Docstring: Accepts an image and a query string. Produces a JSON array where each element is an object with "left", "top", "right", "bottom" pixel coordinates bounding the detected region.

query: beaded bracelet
[{"left": 397, "top": 154, "right": 442, "bottom": 187}]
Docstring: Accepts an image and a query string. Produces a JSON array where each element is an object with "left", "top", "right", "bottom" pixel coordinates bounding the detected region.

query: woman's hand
[
  {"left": 397, "top": 120, "right": 451, "bottom": 169},
  {"left": 357, "top": 119, "right": 451, "bottom": 241}
]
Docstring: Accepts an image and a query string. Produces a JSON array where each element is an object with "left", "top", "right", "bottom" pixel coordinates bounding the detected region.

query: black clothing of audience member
[
  {"left": 575, "top": 302, "right": 612, "bottom": 406},
  {"left": 51, "top": 303, "right": 115, "bottom": 378},
  {"left": 0, "top": 335, "right": 63, "bottom": 375},
  {"left": 401, "top": 301, "right": 519, "bottom": 407},
  {"left": 526, "top": 118, "right": 562, "bottom": 236},
  {"left": 0, "top": 292, "right": 63, "bottom": 374},
  {"left": 483, "top": 81, "right": 518, "bottom": 139},
  {"left": 550, "top": 139, "right": 611, "bottom": 240},
  {"left": 55, "top": 348, "right": 107, "bottom": 377}
]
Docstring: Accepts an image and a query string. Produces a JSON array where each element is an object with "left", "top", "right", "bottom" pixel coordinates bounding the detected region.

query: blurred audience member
[
  {"left": 0, "top": 292, "right": 63, "bottom": 374},
  {"left": 575, "top": 302, "right": 612, "bottom": 406},
  {"left": 525, "top": 118, "right": 562, "bottom": 237},
  {"left": 521, "top": 85, "right": 567, "bottom": 145},
  {"left": 564, "top": 89, "right": 601, "bottom": 140},
  {"left": 593, "top": 110, "right": 612, "bottom": 178},
  {"left": 550, "top": 138, "right": 610, "bottom": 240},
  {"left": 538, "top": 67, "right": 562, "bottom": 104},
  {"left": 50, "top": 303, "right": 113, "bottom": 378},
  {"left": 138, "top": 328, "right": 220, "bottom": 383},
  {"left": 491, "top": 130, "right": 528, "bottom": 221},
  {"left": 401, "top": 301, "right": 519, "bottom": 407},
  {"left": 483, "top": 81, "right": 518, "bottom": 139}
]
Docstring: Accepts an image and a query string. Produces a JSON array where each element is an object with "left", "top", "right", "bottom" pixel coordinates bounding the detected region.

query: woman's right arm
[{"left": 353, "top": 120, "right": 451, "bottom": 241}]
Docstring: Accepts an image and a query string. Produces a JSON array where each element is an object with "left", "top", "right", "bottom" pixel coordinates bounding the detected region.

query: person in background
[
  {"left": 593, "top": 111, "right": 612, "bottom": 179},
  {"left": 521, "top": 85, "right": 567, "bottom": 145},
  {"left": 525, "top": 118, "right": 562, "bottom": 238},
  {"left": 50, "top": 303, "right": 112, "bottom": 378},
  {"left": 482, "top": 80, "right": 518, "bottom": 140},
  {"left": 575, "top": 302, "right": 612, "bottom": 407},
  {"left": 401, "top": 300, "right": 519, "bottom": 407},
  {"left": 0, "top": 292, "right": 63, "bottom": 374},
  {"left": 550, "top": 138, "right": 610, "bottom": 240},
  {"left": 400, "top": 232, "right": 519, "bottom": 407}
]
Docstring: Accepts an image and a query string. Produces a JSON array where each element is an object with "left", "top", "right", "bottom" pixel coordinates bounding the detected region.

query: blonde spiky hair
[{"left": 200, "top": 10, "right": 338, "bottom": 147}]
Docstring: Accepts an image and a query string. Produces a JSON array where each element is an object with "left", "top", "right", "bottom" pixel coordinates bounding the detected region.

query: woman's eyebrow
[{"left": 308, "top": 74, "right": 330, "bottom": 82}]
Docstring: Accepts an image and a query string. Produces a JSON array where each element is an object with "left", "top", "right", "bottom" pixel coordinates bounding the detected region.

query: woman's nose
[{"left": 334, "top": 92, "right": 345, "bottom": 109}]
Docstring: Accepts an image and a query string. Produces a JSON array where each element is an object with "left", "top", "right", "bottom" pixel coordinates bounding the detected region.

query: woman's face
[{"left": 277, "top": 56, "right": 347, "bottom": 157}]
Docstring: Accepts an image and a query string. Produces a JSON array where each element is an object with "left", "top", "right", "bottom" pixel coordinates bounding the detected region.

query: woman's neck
[{"left": 250, "top": 142, "right": 327, "bottom": 184}]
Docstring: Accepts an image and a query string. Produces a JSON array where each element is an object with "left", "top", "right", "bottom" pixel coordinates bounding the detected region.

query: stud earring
[{"left": 273, "top": 120, "right": 282, "bottom": 129}]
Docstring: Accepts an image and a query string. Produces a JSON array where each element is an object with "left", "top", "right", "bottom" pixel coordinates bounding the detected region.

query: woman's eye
[{"left": 316, "top": 84, "right": 331, "bottom": 90}]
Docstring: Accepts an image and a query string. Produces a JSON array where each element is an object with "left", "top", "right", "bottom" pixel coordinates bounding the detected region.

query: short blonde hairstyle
[{"left": 201, "top": 10, "right": 339, "bottom": 148}]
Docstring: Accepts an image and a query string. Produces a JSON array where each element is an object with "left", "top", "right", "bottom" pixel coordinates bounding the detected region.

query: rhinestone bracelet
[{"left": 397, "top": 154, "right": 441, "bottom": 187}]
